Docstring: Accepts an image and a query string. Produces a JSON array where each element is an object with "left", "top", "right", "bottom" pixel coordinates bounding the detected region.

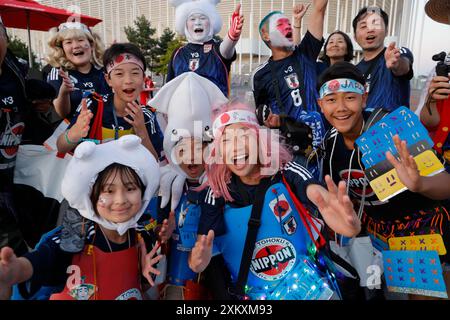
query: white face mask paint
[
  {"left": 268, "top": 14, "right": 295, "bottom": 51},
  {"left": 185, "top": 13, "right": 213, "bottom": 44}
]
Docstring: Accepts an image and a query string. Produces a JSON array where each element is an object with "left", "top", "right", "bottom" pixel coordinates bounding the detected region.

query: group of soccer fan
[{"left": 1, "top": 0, "right": 450, "bottom": 301}]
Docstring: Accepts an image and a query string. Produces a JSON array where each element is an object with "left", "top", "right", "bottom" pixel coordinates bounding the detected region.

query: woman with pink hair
[{"left": 188, "top": 102, "right": 361, "bottom": 300}]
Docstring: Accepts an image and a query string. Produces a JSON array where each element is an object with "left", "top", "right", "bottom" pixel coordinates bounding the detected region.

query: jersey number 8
[{"left": 291, "top": 89, "right": 302, "bottom": 107}]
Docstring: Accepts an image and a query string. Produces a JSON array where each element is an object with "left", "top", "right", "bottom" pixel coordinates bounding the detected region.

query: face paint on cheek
[
  {"left": 97, "top": 195, "right": 111, "bottom": 208},
  {"left": 268, "top": 15, "right": 295, "bottom": 50}
]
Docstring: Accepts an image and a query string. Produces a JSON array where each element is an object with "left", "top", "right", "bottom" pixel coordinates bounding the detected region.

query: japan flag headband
[
  {"left": 212, "top": 110, "right": 259, "bottom": 138},
  {"left": 106, "top": 53, "right": 145, "bottom": 74}
]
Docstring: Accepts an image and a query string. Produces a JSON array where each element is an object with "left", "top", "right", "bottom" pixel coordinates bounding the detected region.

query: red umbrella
[{"left": 0, "top": 0, "right": 102, "bottom": 66}]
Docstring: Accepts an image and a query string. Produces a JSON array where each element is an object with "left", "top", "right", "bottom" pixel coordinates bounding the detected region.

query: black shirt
[
  {"left": 47, "top": 65, "right": 111, "bottom": 119},
  {"left": 0, "top": 62, "right": 27, "bottom": 191}
]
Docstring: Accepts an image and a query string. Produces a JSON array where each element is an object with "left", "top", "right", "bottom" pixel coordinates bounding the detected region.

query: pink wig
[{"left": 203, "top": 101, "right": 293, "bottom": 202}]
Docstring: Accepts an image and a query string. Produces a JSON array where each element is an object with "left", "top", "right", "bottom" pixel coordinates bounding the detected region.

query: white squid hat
[{"left": 149, "top": 72, "right": 228, "bottom": 175}]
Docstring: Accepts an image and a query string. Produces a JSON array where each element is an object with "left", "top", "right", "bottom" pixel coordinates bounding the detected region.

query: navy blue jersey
[
  {"left": 356, "top": 47, "right": 414, "bottom": 112},
  {"left": 0, "top": 62, "right": 27, "bottom": 191},
  {"left": 321, "top": 111, "right": 439, "bottom": 221},
  {"left": 197, "top": 161, "right": 319, "bottom": 236},
  {"left": 167, "top": 39, "right": 236, "bottom": 97},
  {"left": 252, "top": 31, "right": 326, "bottom": 147},
  {"left": 47, "top": 65, "right": 111, "bottom": 119},
  {"left": 68, "top": 94, "right": 164, "bottom": 161},
  {"left": 316, "top": 60, "right": 329, "bottom": 77}
]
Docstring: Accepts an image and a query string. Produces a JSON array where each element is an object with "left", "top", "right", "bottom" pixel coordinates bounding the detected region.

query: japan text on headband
[
  {"left": 106, "top": 54, "right": 145, "bottom": 74},
  {"left": 319, "top": 78, "right": 365, "bottom": 99}
]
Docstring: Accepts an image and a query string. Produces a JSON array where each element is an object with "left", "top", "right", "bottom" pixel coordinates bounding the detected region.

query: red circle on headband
[
  {"left": 220, "top": 113, "right": 231, "bottom": 124},
  {"left": 328, "top": 80, "right": 341, "bottom": 92}
]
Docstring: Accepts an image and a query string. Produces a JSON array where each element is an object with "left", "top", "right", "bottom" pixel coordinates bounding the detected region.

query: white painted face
[
  {"left": 269, "top": 14, "right": 295, "bottom": 50},
  {"left": 186, "top": 13, "right": 212, "bottom": 44}
]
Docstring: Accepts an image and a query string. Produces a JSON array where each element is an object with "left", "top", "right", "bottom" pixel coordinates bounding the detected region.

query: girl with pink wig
[{"left": 188, "top": 102, "right": 361, "bottom": 300}]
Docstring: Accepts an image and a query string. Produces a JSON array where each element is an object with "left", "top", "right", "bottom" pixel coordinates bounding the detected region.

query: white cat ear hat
[
  {"left": 149, "top": 72, "right": 228, "bottom": 210},
  {"left": 61, "top": 135, "right": 160, "bottom": 235},
  {"left": 171, "top": 0, "right": 223, "bottom": 42}
]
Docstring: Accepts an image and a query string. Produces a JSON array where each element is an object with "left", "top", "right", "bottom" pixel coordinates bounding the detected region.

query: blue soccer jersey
[
  {"left": 167, "top": 39, "right": 236, "bottom": 97},
  {"left": 357, "top": 47, "right": 414, "bottom": 112},
  {"left": 252, "top": 31, "right": 326, "bottom": 147}
]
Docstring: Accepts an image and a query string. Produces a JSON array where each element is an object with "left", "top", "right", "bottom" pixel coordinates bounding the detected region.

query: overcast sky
[{"left": 411, "top": 1, "right": 450, "bottom": 76}]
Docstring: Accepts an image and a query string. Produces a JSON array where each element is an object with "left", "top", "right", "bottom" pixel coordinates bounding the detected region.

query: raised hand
[
  {"left": 159, "top": 211, "right": 176, "bottom": 244},
  {"left": 293, "top": 3, "right": 310, "bottom": 22},
  {"left": 139, "top": 238, "right": 164, "bottom": 287},
  {"left": 386, "top": 135, "right": 422, "bottom": 193},
  {"left": 189, "top": 230, "right": 214, "bottom": 273},
  {"left": 385, "top": 42, "right": 401, "bottom": 70},
  {"left": 307, "top": 176, "right": 361, "bottom": 237},
  {"left": 58, "top": 69, "right": 75, "bottom": 95},
  {"left": 70, "top": 98, "right": 93, "bottom": 142},
  {"left": 228, "top": 3, "right": 245, "bottom": 41},
  {"left": 124, "top": 101, "right": 146, "bottom": 137}
]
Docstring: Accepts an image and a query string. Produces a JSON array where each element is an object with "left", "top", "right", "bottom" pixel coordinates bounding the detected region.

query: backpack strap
[{"left": 233, "top": 177, "right": 273, "bottom": 298}]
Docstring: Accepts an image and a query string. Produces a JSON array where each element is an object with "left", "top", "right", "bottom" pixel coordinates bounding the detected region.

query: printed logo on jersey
[
  {"left": 189, "top": 58, "right": 200, "bottom": 71},
  {"left": 0, "top": 122, "right": 24, "bottom": 159},
  {"left": 339, "top": 169, "right": 374, "bottom": 197},
  {"left": 178, "top": 202, "right": 188, "bottom": 229},
  {"left": 269, "top": 193, "right": 292, "bottom": 222},
  {"left": 250, "top": 238, "right": 296, "bottom": 281},
  {"left": 69, "top": 75, "right": 79, "bottom": 85},
  {"left": 283, "top": 215, "right": 297, "bottom": 235},
  {"left": 204, "top": 44, "right": 212, "bottom": 53},
  {"left": 284, "top": 73, "right": 300, "bottom": 90}
]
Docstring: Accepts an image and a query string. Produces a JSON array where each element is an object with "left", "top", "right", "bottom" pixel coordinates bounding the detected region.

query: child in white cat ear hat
[
  {"left": 0, "top": 135, "right": 164, "bottom": 300},
  {"left": 167, "top": 0, "right": 244, "bottom": 97}
]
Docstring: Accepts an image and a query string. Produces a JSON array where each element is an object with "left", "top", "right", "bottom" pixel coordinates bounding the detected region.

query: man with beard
[
  {"left": 353, "top": 6, "right": 414, "bottom": 112},
  {"left": 252, "top": 0, "right": 329, "bottom": 160}
]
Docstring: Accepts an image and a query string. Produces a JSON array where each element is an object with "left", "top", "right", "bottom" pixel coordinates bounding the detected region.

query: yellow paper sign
[
  {"left": 369, "top": 150, "right": 444, "bottom": 202},
  {"left": 388, "top": 234, "right": 447, "bottom": 255}
]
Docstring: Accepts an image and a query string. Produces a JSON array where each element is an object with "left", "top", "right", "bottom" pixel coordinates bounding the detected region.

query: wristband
[{"left": 64, "top": 130, "right": 81, "bottom": 145}]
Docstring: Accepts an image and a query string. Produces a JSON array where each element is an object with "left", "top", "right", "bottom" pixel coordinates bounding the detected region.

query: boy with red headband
[{"left": 56, "top": 43, "right": 163, "bottom": 161}]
